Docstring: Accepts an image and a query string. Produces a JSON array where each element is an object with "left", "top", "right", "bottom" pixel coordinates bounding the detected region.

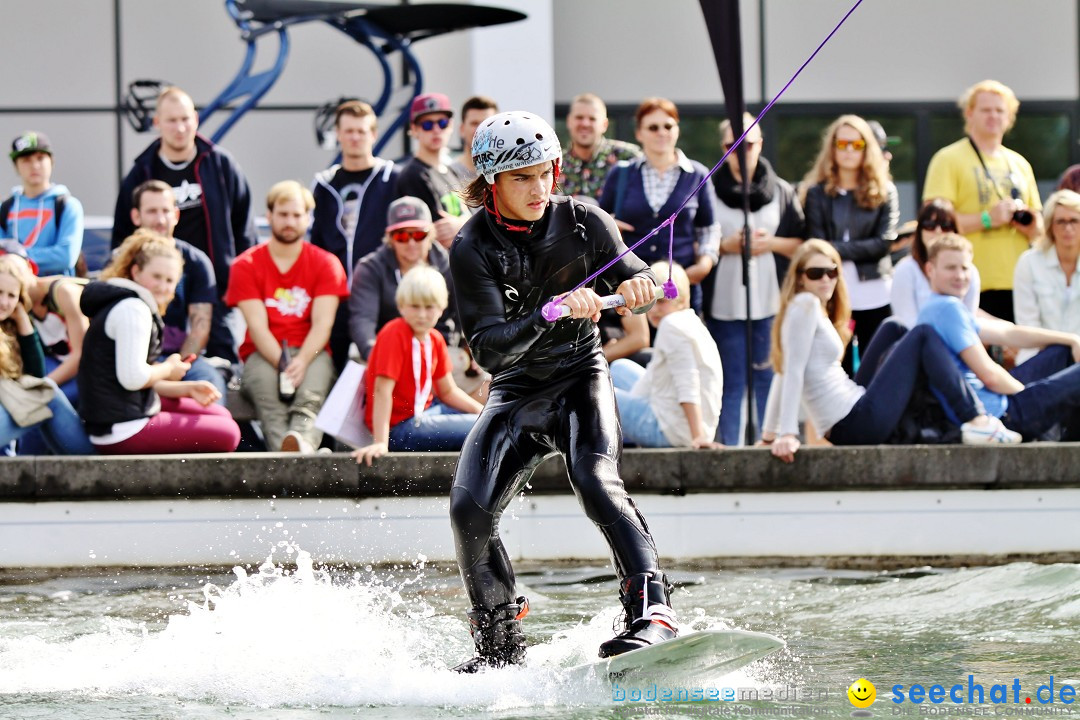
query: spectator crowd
[{"left": 3, "top": 79, "right": 1080, "bottom": 462}]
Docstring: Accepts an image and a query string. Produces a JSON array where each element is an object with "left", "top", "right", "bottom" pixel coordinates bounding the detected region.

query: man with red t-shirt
[{"left": 226, "top": 181, "right": 349, "bottom": 452}]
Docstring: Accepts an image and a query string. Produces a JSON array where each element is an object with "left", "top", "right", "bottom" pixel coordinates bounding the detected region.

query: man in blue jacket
[
  {"left": 1, "top": 131, "right": 84, "bottom": 276},
  {"left": 111, "top": 86, "right": 257, "bottom": 363},
  {"left": 310, "top": 100, "right": 401, "bottom": 373}
]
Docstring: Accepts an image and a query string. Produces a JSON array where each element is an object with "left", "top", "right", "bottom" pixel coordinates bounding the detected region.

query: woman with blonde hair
[
  {"left": 761, "top": 240, "right": 1017, "bottom": 463},
  {"left": 1013, "top": 189, "right": 1080, "bottom": 364},
  {"left": 77, "top": 229, "right": 240, "bottom": 454},
  {"left": 0, "top": 253, "right": 92, "bottom": 452},
  {"left": 802, "top": 115, "right": 898, "bottom": 372}
]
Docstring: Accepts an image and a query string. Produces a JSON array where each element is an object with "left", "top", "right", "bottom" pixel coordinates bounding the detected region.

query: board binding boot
[
  {"left": 598, "top": 572, "right": 678, "bottom": 657},
  {"left": 453, "top": 596, "right": 529, "bottom": 673}
]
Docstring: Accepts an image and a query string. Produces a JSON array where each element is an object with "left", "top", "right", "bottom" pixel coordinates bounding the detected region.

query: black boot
[
  {"left": 598, "top": 572, "right": 678, "bottom": 658},
  {"left": 453, "top": 596, "right": 529, "bottom": 673}
]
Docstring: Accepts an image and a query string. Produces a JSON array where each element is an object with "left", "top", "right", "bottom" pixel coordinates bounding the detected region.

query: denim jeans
[
  {"left": 387, "top": 401, "right": 480, "bottom": 452},
  {"left": 705, "top": 316, "right": 772, "bottom": 445},
  {"left": 828, "top": 324, "right": 983, "bottom": 445},
  {"left": 610, "top": 358, "right": 671, "bottom": 448},
  {"left": 1003, "top": 344, "right": 1080, "bottom": 440},
  {"left": 1, "top": 388, "right": 94, "bottom": 454},
  {"left": 18, "top": 355, "right": 81, "bottom": 455}
]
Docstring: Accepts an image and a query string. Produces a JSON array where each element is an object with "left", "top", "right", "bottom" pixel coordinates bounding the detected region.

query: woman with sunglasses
[
  {"left": 891, "top": 198, "right": 981, "bottom": 327},
  {"left": 761, "top": 240, "right": 1018, "bottom": 463},
  {"left": 347, "top": 196, "right": 458, "bottom": 363},
  {"left": 599, "top": 97, "right": 719, "bottom": 312},
  {"left": 801, "top": 115, "right": 898, "bottom": 374},
  {"left": 1012, "top": 190, "right": 1080, "bottom": 365}
]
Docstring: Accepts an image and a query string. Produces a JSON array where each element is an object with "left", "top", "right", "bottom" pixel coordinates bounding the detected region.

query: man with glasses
[
  {"left": 311, "top": 99, "right": 402, "bottom": 374},
  {"left": 923, "top": 80, "right": 1042, "bottom": 323},
  {"left": 560, "top": 93, "right": 641, "bottom": 205},
  {"left": 397, "top": 93, "right": 471, "bottom": 250},
  {"left": 347, "top": 196, "right": 457, "bottom": 363}
]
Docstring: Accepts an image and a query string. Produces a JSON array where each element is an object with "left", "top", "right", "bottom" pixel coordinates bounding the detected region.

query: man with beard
[
  {"left": 704, "top": 113, "right": 804, "bottom": 445},
  {"left": 226, "top": 181, "right": 348, "bottom": 453}
]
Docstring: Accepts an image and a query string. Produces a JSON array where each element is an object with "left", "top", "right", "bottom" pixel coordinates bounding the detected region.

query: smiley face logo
[{"left": 848, "top": 678, "right": 876, "bottom": 709}]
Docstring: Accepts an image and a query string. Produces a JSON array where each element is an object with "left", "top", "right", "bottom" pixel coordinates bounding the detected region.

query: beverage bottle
[{"left": 278, "top": 340, "right": 296, "bottom": 402}]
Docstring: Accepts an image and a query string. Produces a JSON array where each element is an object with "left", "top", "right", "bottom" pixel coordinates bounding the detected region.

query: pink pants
[{"left": 95, "top": 397, "right": 241, "bottom": 454}]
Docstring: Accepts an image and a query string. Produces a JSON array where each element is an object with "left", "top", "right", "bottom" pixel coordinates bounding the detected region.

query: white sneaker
[
  {"left": 281, "top": 431, "right": 314, "bottom": 454},
  {"left": 961, "top": 417, "right": 1022, "bottom": 445}
]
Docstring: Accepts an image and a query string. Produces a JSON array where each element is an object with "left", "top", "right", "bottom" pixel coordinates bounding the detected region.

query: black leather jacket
[
  {"left": 804, "top": 182, "right": 899, "bottom": 282},
  {"left": 449, "top": 195, "right": 654, "bottom": 384}
]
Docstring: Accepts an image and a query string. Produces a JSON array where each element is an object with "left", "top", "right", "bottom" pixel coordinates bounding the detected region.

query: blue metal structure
[{"left": 123, "top": 0, "right": 526, "bottom": 156}]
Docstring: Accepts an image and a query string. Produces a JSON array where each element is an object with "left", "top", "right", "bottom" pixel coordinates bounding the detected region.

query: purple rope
[{"left": 543, "top": 0, "right": 865, "bottom": 315}]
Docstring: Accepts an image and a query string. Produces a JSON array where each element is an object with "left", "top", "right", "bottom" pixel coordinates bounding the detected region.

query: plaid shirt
[
  {"left": 560, "top": 137, "right": 641, "bottom": 202},
  {"left": 642, "top": 150, "right": 720, "bottom": 261}
]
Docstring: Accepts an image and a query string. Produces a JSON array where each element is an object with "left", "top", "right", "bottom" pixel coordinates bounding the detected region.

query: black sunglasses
[
  {"left": 919, "top": 220, "right": 956, "bottom": 232},
  {"left": 417, "top": 117, "right": 450, "bottom": 131},
  {"left": 645, "top": 122, "right": 677, "bottom": 133},
  {"left": 801, "top": 265, "right": 839, "bottom": 280}
]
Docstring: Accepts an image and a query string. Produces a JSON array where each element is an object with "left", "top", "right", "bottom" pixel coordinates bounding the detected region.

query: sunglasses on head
[
  {"left": 391, "top": 229, "right": 428, "bottom": 243},
  {"left": 801, "top": 265, "right": 839, "bottom": 280},
  {"left": 417, "top": 117, "right": 450, "bottom": 131},
  {"left": 834, "top": 138, "right": 866, "bottom": 152},
  {"left": 645, "top": 122, "right": 677, "bottom": 133}
]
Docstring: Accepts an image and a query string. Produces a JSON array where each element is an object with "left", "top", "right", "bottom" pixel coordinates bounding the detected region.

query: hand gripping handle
[{"left": 541, "top": 280, "right": 678, "bottom": 322}]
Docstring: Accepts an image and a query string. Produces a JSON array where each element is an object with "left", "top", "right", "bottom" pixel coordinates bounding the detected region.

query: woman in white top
[
  {"left": 77, "top": 230, "right": 240, "bottom": 454},
  {"left": 611, "top": 262, "right": 723, "bottom": 449},
  {"left": 705, "top": 113, "right": 804, "bottom": 445},
  {"left": 761, "top": 240, "right": 1018, "bottom": 462},
  {"left": 891, "top": 198, "right": 981, "bottom": 327},
  {"left": 1013, "top": 190, "right": 1080, "bottom": 364}
]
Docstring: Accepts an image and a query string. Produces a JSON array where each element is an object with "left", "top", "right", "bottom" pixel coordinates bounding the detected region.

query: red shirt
[
  {"left": 365, "top": 317, "right": 451, "bottom": 430},
  {"left": 225, "top": 242, "right": 349, "bottom": 361}
]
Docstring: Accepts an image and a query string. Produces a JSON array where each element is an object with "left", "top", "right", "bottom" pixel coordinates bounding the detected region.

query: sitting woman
[
  {"left": 890, "top": 198, "right": 980, "bottom": 327},
  {"left": 77, "top": 230, "right": 240, "bottom": 454},
  {"left": 351, "top": 266, "right": 483, "bottom": 466},
  {"left": 761, "top": 240, "right": 1019, "bottom": 463},
  {"left": 1013, "top": 189, "right": 1080, "bottom": 365},
  {"left": 0, "top": 254, "right": 93, "bottom": 453},
  {"left": 611, "top": 262, "right": 723, "bottom": 449}
]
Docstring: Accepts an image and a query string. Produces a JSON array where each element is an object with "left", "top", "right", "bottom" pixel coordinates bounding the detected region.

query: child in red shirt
[{"left": 352, "top": 265, "right": 483, "bottom": 465}]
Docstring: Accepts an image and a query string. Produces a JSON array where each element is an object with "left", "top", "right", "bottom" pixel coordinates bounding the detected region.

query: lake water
[{"left": 2, "top": 548, "right": 1080, "bottom": 719}]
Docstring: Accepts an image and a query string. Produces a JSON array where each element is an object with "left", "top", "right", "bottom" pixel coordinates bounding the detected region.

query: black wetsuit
[{"left": 448, "top": 194, "right": 662, "bottom": 611}]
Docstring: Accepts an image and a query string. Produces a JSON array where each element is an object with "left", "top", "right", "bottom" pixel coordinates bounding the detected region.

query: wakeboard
[{"left": 567, "top": 629, "right": 784, "bottom": 684}]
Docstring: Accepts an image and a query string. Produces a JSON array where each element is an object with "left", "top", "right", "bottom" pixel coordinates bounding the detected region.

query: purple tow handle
[{"left": 541, "top": 282, "right": 678, "bottom": 322}]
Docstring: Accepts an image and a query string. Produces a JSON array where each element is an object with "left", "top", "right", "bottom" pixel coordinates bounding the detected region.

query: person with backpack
[{"left": 0, "top": 132, "right": 84, "bottom": 277}]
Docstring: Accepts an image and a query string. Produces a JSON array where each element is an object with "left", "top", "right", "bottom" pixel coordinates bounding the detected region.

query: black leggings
[{"left": 449, "top": 358, "right": 660, "bottom": 610}]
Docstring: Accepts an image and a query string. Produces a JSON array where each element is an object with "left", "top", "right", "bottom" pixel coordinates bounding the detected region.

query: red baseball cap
[{"left": 410, "top": 93, "right": 453, "bottom": 124}]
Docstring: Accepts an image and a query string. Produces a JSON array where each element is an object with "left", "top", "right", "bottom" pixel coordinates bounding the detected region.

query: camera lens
[{"left": 1013, "top": 209, "right": 1034, "bottom": 226}]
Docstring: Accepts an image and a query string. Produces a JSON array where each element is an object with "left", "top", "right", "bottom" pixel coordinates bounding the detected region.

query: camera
[{"left": 1010, "top": 188, "right": 1034, "bottom": 226}]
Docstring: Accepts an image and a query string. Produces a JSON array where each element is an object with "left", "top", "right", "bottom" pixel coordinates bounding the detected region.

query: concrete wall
[{"left": 6, "top": 445, "right": 1080, "bottom": 500}]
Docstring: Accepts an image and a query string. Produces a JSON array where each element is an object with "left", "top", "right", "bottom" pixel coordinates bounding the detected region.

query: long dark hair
[{"left": 911, "top": 198, "right": 959, "bottom": 270}]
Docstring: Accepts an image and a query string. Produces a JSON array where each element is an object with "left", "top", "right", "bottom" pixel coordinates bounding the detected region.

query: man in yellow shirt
[{"left": 923, "top": 80, "right": 1042, "bottom": 322}]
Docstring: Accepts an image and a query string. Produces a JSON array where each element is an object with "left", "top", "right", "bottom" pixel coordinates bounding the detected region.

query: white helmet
[{"left": 471, "top": 111, "right": 562, "bottom": 184}]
